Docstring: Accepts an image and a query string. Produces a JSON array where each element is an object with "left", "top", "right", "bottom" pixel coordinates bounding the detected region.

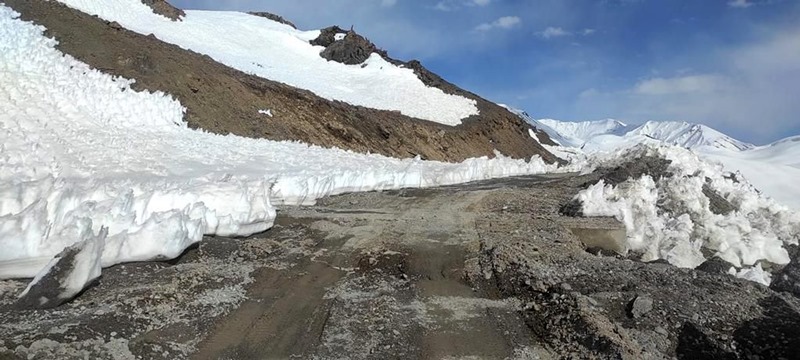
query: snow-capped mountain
[
  {"left": 628, "top": 121, "right": 754, "bottom": 151},
  {"left": 525, "top": 116, "right": 753, "bottom": 152}
]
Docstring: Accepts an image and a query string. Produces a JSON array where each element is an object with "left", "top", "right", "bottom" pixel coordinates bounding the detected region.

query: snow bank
[
  {"left": 54, "top": 0, "right": 478, "bottom": 126},
  {"left": 574, "top": 144, "right": 799, "bottom": 269},
  {"left": 0, "top": 5, "right": 556, "bottom": 291}
]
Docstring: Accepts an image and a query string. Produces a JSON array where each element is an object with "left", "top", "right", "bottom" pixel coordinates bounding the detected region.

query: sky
[{"left": 172, "top": 0, "right": 800, "bottom": 145}]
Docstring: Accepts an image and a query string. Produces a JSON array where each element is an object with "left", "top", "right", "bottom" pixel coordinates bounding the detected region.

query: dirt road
[{"left": 2, "top": 173, "right": 799, "bottom": 359}]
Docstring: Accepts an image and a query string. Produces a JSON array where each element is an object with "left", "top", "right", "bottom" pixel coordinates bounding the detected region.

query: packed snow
[
  {"left": 54, "top": 0, "right": 478, "bottom": 126},
  {"left": 0, "top": 6, "right": 556, "bottom": 296},
  {"left": 575, "top": 145, "right": 799, "bottom": 282}
]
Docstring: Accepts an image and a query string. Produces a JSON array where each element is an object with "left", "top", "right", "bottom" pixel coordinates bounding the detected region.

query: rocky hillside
[{"left": 5, "top": 0, "right": 559, "bottom": 164}]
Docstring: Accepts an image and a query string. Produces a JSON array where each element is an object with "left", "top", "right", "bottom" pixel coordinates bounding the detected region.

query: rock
[
  {"left": 627, "top": 295, "right": 654, "bottom": 319},
  {"left": 559, "top": 199, "right": 583, "bottom": 217},
  {"left": 696, "top": 257, "right": 734, "bottom": 275},
  {"left": 247, "top": 12, "right": 296, "bottom": 29},
  {"left": 15, "top": 227, "right": 107, "bottom": 310},
  {"left": 702, "top": 182, "right": 737, "bottom": 215},
  {"left": 309, "top": 26, "right": 347, "bottom": 48}
]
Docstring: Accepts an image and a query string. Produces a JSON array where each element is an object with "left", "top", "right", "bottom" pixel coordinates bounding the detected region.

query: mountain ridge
[
  {"left": 5, "top": 0, "right": 560, "bottom": 164},
  {"left": 512, "top": 109, "right": 755, "bottom": 151}
]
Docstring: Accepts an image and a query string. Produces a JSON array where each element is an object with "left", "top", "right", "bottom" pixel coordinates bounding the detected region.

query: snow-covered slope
[
  {"left": 0, "top": 5, "right": 556, "bottom": 293},
  {"left": 702, "top": 135, "right": 800, "bottom": 209},
  {"left": 54, "top": 0, "right": 478, "bottom": 126},
  {"left": 629, "top": 121, "right": 754, "bottom": 151}
]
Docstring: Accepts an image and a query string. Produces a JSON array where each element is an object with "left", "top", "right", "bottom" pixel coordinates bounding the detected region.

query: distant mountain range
[{"left": 520, "top": 111, "right": 754, "bottom": 152}]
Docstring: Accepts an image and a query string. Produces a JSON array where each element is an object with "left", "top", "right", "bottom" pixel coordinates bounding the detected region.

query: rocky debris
[
  {"left": 675, "top": 322, "right": 736, "bottom": 360},
  {"left": 732, "top": 295, "right": 800, "bottom": 358},
  {"left": 247, "top": 11, "right": 296, "bottom": 29},
  {"left": 591, "top": 155, "right": 672, "bottom": 186},
  {"left": 15, "top": 228, "right": 107, "bottom": 310},
  {"left": 627, "top": 294, "right": 654, "bottom": 318},
  {"left": 140, "top": 0, "right": 184, "bottom": 21},
  {"left": 771, "top": 251, "right": 800, "bottom": 298},
  {"left": 6, "top": 0, "right": 559, "bottom": 165}
]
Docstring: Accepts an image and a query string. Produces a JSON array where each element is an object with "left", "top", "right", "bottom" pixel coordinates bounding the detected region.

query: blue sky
[{"left": 173, "top": 0, "right": 800, "bottom": 144}]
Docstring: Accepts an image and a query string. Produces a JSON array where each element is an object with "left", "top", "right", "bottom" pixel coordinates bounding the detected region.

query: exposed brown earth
[{"left": 5, "top": 0, "right": 560, "bottom": 164}]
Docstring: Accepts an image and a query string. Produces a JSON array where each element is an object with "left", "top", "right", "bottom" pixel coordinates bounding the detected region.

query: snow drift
[{"left": 574, "top": 144, "right": 800, "bottom": 285}]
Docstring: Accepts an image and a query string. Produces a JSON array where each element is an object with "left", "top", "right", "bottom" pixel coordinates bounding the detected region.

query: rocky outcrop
[
  {"left": 248, "top": 11, "right": 296, "bottom": 29},
  {"left": 311, "top": 26, "right": 392, "bottom": 65},
  {"left": 140, "top": 0, "right": 184, "bottom": 21}
]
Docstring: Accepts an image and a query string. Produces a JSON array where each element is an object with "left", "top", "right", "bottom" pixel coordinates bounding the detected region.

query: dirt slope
[{"left": 5, "top": 0, "right": 560, "bottom": 164}]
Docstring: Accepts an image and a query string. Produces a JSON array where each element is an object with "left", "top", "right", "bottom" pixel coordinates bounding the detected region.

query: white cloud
[
  {"left": 475, "top": 16, "right": 522, "bottom": 31},
  {"left": 435, "top": 0, "right": 492, "bottom": 11},
  {"left": 381, "top": 0, "right": 397, "bottom": 7},
  {"left": 576, "top": 25, "right": 800, "bottom": 143},
  {"left": 583, "top": 28, "right": 596, "bottom": 35},
  {"left": 434, "top": 1, "right": 454, "bottom": 11},
  {"left": 728, "top": 0, "right": 753, "bottom": 8},
  {"left": 538, "top": 27, "right": 571, "bottom": 39},
  {"left": 634, "top": 75, "right": 727, "bottom": 95}
]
